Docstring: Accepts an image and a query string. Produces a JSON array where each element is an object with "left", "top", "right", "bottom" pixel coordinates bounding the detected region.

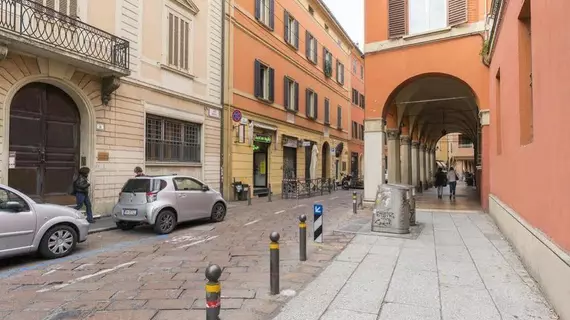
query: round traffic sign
[{"left": 232, "top": 110, "right": 242, "bottom": 122}]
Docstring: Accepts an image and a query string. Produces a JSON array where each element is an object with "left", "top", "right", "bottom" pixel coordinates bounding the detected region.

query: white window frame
[
  {"left": 287, "top": 78, "right": 296, "bottom": 111},
  {"left": 163, "top": 3, "right": 195, "bottom": 74},
  {"left": 259, "top": 0, "right": 270, "bottom": 26},
  {"left": 408, "top": 0, "right": 448, "bottom": 35},
  {"left": 286, "top": 14, "right": 297, "bottom": 47},
  {"left": 336, "top": 62, "right": 344, "bottom": 84},
  {"left": 259, "top": 64, "right": 270, "bottom": 100},
  {"left": 307, "top": 90, "right": 316, "bottom": 118}
]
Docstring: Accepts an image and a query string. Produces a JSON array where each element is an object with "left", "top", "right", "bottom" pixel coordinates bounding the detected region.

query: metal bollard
[
  {"left": 247, "top": 187, "right": 252, "bottom": 206},
  {"left": 268, "top": 184, "right": 272, "bottom": 202},
  {"left": 205, "top": 264, "right": 222, "bottom": 320},
  {"left": 269, "top": 231, "right": 280, "bottom": 295},
  {"left": 352, "top": 191, "right": 357, "bottom": 214},
  {"left": 299, "top": 215, "right": 307, "bottom": 261}
]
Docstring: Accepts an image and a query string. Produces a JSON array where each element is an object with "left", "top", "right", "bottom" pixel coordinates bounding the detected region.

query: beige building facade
[{"left": 0, "top": 0, "right": 223, "bottom": 214}]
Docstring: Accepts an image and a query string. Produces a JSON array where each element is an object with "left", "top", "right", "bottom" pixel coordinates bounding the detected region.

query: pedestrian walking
[
  {"left": 72, "top": 167, "right": 94, "bottom": 223},
  {"left": 447, "top": 167, "right": 459, "bottom": 200},
  {"left": 434, "top": 167, "right": 447, "bottom": 199},
  {"left": 134, "top": 166, "right": 145, "bottom": 177}
]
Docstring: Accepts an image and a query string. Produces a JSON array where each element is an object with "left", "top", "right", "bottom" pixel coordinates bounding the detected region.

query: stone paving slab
[
  {"left": 272, "top": 210, "right": 559, "bottom": 320},
  {"left": 0, "top": 191, "right": 358, "bottom": 320}
]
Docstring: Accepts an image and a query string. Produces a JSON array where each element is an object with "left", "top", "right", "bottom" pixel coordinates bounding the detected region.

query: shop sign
[
  {"left": 300, "top": 140, "right": 311, "bottom": 147},
  {"left": 282, "top": 136, "right": 298, "bottom": 148},
  {"left": 254, "top": 135, "right": 272, "bottom": 144}
]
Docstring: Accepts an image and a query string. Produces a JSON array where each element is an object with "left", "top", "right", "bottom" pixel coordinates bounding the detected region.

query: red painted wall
[{"left": 489, "top": 0, "right": 570, "bottom": 251}]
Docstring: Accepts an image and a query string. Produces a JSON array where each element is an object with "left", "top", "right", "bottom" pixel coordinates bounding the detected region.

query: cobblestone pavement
[{"left": 0, "top": 190, "right": 359, "bottom": 320}]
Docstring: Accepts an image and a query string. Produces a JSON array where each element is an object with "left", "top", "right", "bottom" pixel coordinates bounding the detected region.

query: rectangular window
[
  {"left": 283, "top": 76, "right": 299, "bottom": 111},
  {"left": 168, "top": 12, "right": 190, "bottom": 71},
  {"left": 496, "top": 70, "right": 502, "bottom": 155},
  {"left": 308, "top": 5, "right": 314, "bottom": 15},
  {"left": 146, "top": 115, "right": 201, "bottom": 163},
  {"left": 360, "top": 65, "right": 364, "bottom": 79},
  {"left": 35, "top": 0, "right": 78, "bottom": 18},
  {"left": 306, "top": 89, "right": 318, "bottom": 120},
  {"left": 458, "top": 135, "right": 473, "bottom": 148},
  {"left": 284, "top": 11, "right": 299, "bottom": 49},
  {"left": 359, "top": 93, "right": 365, "bottom": 108},
  {"left": 352, "top": 59, "right": 357, "bottom": 73},
  {"left": 359, "top": 124, "right": 365, "bottom": 140},
  {"left": 254, "top": 60, "right": 275, "bottom": 102},
  {"left": 255, "top": 0, "right": 274, "bottom": 29},
  {"left": 408, "top": 0, "right": 447, "bottom": 34},
  {"left": 337, "top": 106, "right": 342, "bottom": 129},
  {"left": 323, "top": 48, "right": 333, "bottom": 77},
  {"left": 336, "top": 60, "right": 345, "bottom": 85},
  {"left": 352, "top": 121, "right": 358, "bottom": 139},
  {"left": 518, "top": 0, "right": 533, "bottom": 145},
  {"left": 351, "top": 89, "right": 358, "bottom": 104},
  {"left": 305, "top": 32, "right": 317, "bottom": 64},
  {"left": 324, "top": 98, "right": 330, "bottom": 125}
]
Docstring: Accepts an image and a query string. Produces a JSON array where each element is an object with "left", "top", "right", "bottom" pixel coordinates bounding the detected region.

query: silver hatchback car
[
  {"left": 112, "top": 175, "right": 227, "bottom": 234},
  {"left": 0, "top": 184, "right": 90, "bottom": 260}
]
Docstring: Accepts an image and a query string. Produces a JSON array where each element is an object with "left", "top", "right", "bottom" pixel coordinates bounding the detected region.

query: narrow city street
[{"left": 0, "top": 190, "right": 358, "bottom": 320}]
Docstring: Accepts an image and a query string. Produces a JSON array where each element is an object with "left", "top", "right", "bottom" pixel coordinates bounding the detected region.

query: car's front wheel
[
  {"left": 39, "top": 225, "right": 78, "bottom": 259},
  {"left": 210, "top": 202, "right": 226, "bottom": 222},
  {"left": 153, "top": 210, "right": 177, "bottom": 234}
]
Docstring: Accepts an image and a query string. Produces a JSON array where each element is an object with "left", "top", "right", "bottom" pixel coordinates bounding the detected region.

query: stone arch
[{"left": 2, "top": 74, "right": 97, "bottom": 186}]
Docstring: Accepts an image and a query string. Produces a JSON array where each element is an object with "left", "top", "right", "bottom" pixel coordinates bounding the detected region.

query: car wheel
[
  {"left": 39, "top": 225, "right": 78, "bottom": 259},
  {"left": 210, "top": 202, "right": 226, "bottom": 222},
  {"left": 116, "top": 221, "right": 136, "bottom": 231},
  {"left": 153, "top": 210, "right": 177, "bottom": 234}
]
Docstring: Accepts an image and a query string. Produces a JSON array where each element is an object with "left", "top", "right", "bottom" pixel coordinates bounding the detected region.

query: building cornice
[{"left": 365, "top": 21, "right": 486, "bottom": 55}]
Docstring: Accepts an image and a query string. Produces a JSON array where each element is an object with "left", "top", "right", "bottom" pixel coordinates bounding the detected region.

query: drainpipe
[{"left": 219, "top": 0, "right": 227, "bottom": 197}]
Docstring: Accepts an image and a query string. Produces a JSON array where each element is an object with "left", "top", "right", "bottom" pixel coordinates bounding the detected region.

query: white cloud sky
[{"left": 322, "top": 0, "right": 364, "bottom": 50}]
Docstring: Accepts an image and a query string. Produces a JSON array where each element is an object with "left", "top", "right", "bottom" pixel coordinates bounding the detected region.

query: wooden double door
[{"left": 8, "top": 83, "right": 80, "bottom": 205}]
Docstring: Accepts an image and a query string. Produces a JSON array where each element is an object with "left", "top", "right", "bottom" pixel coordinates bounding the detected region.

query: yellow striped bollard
[
  {"left": 269, "top": 232, "right": 280, "bottom": 295},
  {"left": 205, "top": 264, "right": 222, "bottom": 320}
]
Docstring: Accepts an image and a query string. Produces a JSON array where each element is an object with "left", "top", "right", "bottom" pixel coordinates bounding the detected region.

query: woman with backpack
[{"left": 447, "top": 167, "right": 459, "bottom": 200}]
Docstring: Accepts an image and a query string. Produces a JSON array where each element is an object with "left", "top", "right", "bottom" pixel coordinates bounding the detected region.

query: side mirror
[
  {"left": 5, "top": 201, "right": 23, "bottom": 211},
  {"left": 202, "top": 185, "right": 210, "bottom": 192}
]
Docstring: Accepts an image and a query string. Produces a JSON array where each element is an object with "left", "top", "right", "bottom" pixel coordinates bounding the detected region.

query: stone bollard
[
  {"left": 205, "top": 264, "right": 222, "bottom": 320},
  {"left": 269, "top": 231, "right": 280, "bottom": 295},
  {"left": 299, "top": 215, "right": 307, "bottom": 261},
  {"left": 352, "top": 191, "right": 357, "bottom": 214}
]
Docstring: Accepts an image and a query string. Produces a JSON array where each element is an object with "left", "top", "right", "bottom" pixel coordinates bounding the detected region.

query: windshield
[{"left": 121, "top": 179, "right": 151, "bottom": 193}]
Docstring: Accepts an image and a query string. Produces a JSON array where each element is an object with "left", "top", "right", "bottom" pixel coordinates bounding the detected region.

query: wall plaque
[{"left": 97, "top": 151, "right": 110, "bottom": 161}]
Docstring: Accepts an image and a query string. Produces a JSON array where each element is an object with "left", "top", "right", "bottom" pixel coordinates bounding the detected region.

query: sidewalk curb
[{"left": 88, "top": 226, "right": 117, "bottom": 234}]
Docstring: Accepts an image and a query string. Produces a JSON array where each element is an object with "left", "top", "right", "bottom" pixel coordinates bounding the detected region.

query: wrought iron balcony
[{"left": 0, "top": 0, "right": 129, "bottom": 74}]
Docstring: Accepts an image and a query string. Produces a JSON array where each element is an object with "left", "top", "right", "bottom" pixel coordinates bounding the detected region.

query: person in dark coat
[
  {"left": 134, "top": 166, "right": 145, "bottom": 177},
  {"left": 434, "top": 167, "right": 447, "bottom": 199},
  {"left": 73, "top": 167, "right": 94, "bottom": 223}
]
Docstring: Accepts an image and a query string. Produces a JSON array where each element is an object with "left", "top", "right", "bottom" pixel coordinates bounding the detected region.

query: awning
[{"left": 253, "top": 121, "right": 277, "bottom": 131}]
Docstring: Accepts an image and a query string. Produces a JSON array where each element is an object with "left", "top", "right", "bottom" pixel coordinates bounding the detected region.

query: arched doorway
[
  {"left": 9, "top": 83, "right": 80, "bottom": 205},
  {"left": 321, "top": 142, "right": 329, "bottom": 179}
]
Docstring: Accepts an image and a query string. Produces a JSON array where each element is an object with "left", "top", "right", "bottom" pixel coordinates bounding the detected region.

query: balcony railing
[{"left": 0, "top": 0, "right": 129, "bottom": 71}]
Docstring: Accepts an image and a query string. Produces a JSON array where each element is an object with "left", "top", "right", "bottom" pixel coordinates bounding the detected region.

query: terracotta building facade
[
  {"left": 222, "top": 0, "right": 363, "bottom": 199},
  {"left": 365, "top": 0, "right": 570, "bottom": 317},
  {"left": 1, "top": 0, "right": 224, "bottom": 214}
]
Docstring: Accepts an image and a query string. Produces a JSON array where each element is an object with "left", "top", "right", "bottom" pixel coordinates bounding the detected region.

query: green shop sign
[{"left": 254, "top": 135, "right": 272, "bottom": 143}]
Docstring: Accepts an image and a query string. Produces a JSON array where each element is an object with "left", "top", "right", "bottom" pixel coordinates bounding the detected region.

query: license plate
[{"left": 122, "top": 209, "right": 137, "bottom": 216}]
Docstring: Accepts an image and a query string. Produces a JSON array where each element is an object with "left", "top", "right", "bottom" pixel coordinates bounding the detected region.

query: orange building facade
[
  {"left": 222, "top": 0, "right": 363, "bottom": 199},
  {"left": 363, "top": 0, "right": 489, "bottom": 203},
  {"left": 348, "top": 52, "right": 365, "bottom": 179},
  {"left": 365, "top": 0, "right": 570, "bottom": 316},
  {"left": 483, "top": 0, "right": 570, "bottom": 317}
]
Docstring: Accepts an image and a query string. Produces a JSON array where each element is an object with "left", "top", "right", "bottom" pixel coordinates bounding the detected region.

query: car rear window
[{"left": 121, "top": 179, "right": 151, "bottom": 193}]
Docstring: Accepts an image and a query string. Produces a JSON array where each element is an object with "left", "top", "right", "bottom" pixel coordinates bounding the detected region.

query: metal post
[
  {"left": 299, "top": 215, "right": 307, "bottom": 261},
  {"left": 268, "top": 184, "right": 272, "bottom": 202},
  {"left": 269, "top": 232, "right": 280, "bottom": 295},
  {"left": 320, "top": 178, "right": 324, "bottom": 195},
  {"left": 247, "top": 187, "right": 251, "bottom": 206},
  {"left": 205, "top": 264, "right": 222, "bottom": 320},
  {"left": 352, "top": 191, "right": 357, "bottom": 214}
]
